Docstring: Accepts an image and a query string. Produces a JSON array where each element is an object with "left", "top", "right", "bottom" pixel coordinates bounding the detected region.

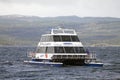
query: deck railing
[
  {"left": 52, "top": 55, "right": 87, "bottom": 59},
  {"left": 52, "top": 52, "right": 96, "bottom": 60}
]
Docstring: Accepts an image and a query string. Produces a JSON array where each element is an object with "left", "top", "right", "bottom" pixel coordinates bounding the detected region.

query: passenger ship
[{"left": 24, "top": 28, "right": 103, "bottom": 67}]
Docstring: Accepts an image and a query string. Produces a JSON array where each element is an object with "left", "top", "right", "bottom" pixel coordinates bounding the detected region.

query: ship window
[
  {"left": 53, "top": 30, "right": 63, "bottom": 34},
  {"left": 71, "top": 36, "right": 79, "bottom": 41},
  {"left": 40, "top": 36, "right": 46, "bottom": 42},
  {"left": 54, "top": 47, "right": 85, "bottom": 53},
  {"left": 45, "top": 36, "right": 49, "bottom": 42},
  {"left": 64, "top": 47, "right": 75, "bottom": 53},
  {"left": 46, "top": 36, "right": 53, "bottom": 42},
  {"left": 54, "top": 47, "right": 65, "bottom": 53},
  {"left": 46, "top": 47, "right": 54, "bottom": 53},
  {"left": 64, "top": 30, "right": 74, "bottom": 34},
  {"left": 61, "top": 36, "right": 71, "bottom": 41},
  {"left": 53, "top": 36, "right": 61, "bottom": 41},
  {"left": 53, "top": 35, "right": 79, "bottom": 42},
  {"left": 49, "top": 36, "right": 53, "bottom": 41},
  {"left": 36, "top": 47, "right": 46, "bottom": 53},
  {"left": 40, "top": 36, "right": 53, "bottom": 42},
  {"left": 74, "top": 47, "right": 85, "bottom": 53}
]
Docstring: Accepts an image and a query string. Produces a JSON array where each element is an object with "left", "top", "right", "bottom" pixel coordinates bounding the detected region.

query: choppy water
[{"left": 0, "top": 47, "right": 120, "bottom": 80}]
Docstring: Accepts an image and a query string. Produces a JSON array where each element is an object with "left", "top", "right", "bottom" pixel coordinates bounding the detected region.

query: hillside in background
[{"left": 0, "top": 15, "right": 120, "bottom": 47}]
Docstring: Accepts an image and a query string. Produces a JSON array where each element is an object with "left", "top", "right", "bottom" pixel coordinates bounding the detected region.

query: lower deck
[
  {"left": 32, "top": 58, "right": 85, "bottom": 66},
  {"left": 52, "top": 59, "right": 85, "bottom": 66},
  {"left": 51, "top": 55, "right": 86, "bottom": 65}
]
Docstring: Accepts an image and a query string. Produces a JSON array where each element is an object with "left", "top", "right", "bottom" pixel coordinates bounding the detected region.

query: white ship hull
[{"left": 24, "top": 61, "right": 63, "bottom": 67}]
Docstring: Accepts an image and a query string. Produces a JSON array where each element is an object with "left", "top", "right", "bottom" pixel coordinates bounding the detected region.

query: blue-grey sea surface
[{"left": 0, "top": 47, "right": 120, "bottom": 80}]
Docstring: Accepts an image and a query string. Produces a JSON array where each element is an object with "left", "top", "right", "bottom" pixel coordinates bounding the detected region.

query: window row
[
  {"left": 36, "top": 47, "right": 85, "bottom": 53},
  {"left": 40, "top": 35, "right": 80, "bottom": 42}
]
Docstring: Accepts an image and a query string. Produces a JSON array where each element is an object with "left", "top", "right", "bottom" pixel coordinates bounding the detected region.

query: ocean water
[{"left": 0, "top": 47, "right": 120, "bottom": 80}]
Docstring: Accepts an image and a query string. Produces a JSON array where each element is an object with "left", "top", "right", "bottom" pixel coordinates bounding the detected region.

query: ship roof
[{"left": 42, "top": 28, "right": 77, "bottom": 36}]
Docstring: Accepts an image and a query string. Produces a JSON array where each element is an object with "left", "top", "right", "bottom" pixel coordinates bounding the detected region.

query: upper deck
[
  {"left": 36, "top": 28, "right": 86, "bottom": 55},
  {"left": 51, "top": 28, "right": 77, "bottom": 35},
  {"left": 40, "top": 28, "right": 80, "bottom": 42}
]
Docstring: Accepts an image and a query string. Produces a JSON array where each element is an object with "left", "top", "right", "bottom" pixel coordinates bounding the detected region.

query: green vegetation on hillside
[{"left": 0, "top": 15, "right": 120, "bottom": 47}]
